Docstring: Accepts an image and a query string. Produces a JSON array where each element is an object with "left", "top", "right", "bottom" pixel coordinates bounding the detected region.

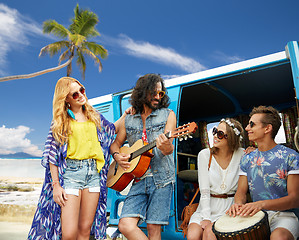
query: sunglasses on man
[
  {"left": 153, "top": 90, "right": 165, "bottom": 98},
  {"left": 212, "top": 127, "right": 228, "bottom": 139}
]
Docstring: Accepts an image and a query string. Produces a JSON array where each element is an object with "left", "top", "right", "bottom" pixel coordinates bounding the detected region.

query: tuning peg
[
  {"left": 179, "top": 137, "right": 183, "bottom": 141},
  {"left": 189, "top": 134, "right": 193, "bottom": 138}
]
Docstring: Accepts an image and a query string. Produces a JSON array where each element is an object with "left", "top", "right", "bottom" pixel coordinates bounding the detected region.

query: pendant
[{"left": 220, "top": 183, "right": 227, "bottom": 190}]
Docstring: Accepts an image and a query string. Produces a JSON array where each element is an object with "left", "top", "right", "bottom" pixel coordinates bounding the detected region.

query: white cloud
[
  {"left": 101, "top": 34, "right": 206, "bottom": 73},
  {"left": 0, "top": 4, "right": 43, "bottom": 75},
  {"left": 212, "top": 51, "right": 244, "bottom": 65},
  {"left": 0, "top": 125, "right": 42, "bottom": 157},
  {"left": 162, "top": 74, "right": 184, "bottom": 80}
]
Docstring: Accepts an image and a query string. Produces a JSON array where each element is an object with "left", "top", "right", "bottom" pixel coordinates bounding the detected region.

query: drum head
[{"left": 214, "top": 211, "right": 265, "bottom": 232}]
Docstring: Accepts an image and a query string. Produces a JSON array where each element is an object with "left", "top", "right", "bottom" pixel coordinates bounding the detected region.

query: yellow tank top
[{"left": 67, "top": 120, "right": 105, "bottom": 172}]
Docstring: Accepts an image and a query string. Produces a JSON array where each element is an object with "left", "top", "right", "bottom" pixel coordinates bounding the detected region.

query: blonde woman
[
  {"left": 187, "top": 118, "right": 244, "bottom": 240},
  {"left": 28, "top": 77, "right": 126, "bottom": 240}
]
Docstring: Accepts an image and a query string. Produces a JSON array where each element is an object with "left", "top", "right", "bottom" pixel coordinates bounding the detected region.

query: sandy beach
[
  {"left": 0, "top": 176, "right": 43, "bottom": 239},
  {"left": 0, "top": 176, "right": 124, "bottom": 239}
]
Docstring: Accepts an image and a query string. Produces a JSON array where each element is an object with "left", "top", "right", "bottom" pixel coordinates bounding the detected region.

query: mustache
[{"left": 151, "top": 98, "right": 161, "bottom": 103}]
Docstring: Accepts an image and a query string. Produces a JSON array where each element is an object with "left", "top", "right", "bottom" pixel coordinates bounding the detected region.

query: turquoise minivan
[{"left": 89, "top": 41, "right": 299, "bottom": 239}]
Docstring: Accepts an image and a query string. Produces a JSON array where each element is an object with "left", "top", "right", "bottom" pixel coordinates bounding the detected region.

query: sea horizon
[{"left": 0, "top": 158, "right": 44, "bottom": 178}]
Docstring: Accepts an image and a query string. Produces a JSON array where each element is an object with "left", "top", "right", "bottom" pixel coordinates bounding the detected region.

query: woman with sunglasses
[
  {"left": 187, "top": 118, "right": 244, "bottom": 240},
  {"left": 28, "top": 77, "right": 128, "bottom": 240}
]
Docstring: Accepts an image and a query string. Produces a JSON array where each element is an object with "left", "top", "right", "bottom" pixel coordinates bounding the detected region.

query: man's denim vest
[{"left": 125, "top": 108, "right": 175, "bottom": 188}]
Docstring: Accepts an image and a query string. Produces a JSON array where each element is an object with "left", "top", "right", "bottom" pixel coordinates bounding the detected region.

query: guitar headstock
[{"left": 169, "top": 122, "right": 198, "bottom": 141}]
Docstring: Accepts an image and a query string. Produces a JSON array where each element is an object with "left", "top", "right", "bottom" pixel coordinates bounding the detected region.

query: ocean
[{"left": 0, "top": 158, "right": 44, "bottom": 178}]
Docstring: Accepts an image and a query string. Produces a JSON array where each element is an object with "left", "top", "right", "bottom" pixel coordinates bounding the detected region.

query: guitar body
[{"left": 107, "top": 139, "right": 152, "bottom": 192}]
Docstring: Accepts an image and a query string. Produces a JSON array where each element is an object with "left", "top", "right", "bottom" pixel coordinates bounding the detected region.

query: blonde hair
[{"left": 51, "top": 76, "right": 101, "bottom": 145}]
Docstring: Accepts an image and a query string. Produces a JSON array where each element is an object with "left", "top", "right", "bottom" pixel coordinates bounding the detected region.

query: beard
[{"left": 145, "top": 98, "right": 161, "bottom": 110}]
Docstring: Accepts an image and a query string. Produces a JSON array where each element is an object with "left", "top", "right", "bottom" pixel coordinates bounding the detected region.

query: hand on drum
[
  {"left": 226, "top": 203, "right": 243, "bottom": 217},
  {"left": 237, "top": 201, "right": 264, "bottom": 217},
  {"left": 227, "top": 201, "right": 264, "bottom": 217}
]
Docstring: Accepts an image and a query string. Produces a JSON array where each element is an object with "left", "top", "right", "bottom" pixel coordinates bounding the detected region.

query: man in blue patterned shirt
[{"left": 227, "top": 106, "right": 299, "bottom": 240}]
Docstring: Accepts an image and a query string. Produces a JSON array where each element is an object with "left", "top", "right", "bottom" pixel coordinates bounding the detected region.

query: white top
[{"left": 189, "top": 148, "right": 244, "bottom": 224}]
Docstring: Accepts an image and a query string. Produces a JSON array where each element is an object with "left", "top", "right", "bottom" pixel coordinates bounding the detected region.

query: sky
[{"left": 0, "top": 0, "right": 298, "bottom": 157}]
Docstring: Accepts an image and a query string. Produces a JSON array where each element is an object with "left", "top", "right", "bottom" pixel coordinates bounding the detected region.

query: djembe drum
[{"left": 212, "top": 211, "right": 270, "bottom": 240}]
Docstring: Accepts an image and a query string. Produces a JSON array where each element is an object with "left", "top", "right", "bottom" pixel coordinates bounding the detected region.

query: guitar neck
[
  {"left": 129, "top": 132, "right": 170, "bottom": 161},
  {"left": 130, "top": 140, "right": 156, "bottom": 161}
]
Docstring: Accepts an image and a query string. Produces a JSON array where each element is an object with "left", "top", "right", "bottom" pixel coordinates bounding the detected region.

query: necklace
[{"left": 220, "top": 168, "right": 228, "bottom": 190}]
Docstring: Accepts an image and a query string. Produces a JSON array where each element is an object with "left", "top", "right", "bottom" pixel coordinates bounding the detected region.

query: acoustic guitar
[{"left": 107, "top": 122, "right": 198, "bottom": 192}]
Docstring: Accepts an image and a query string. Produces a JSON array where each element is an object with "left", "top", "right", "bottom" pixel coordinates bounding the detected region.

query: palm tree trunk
[{"left": 0, "top": 57, "right": 73, "bottom": 83}]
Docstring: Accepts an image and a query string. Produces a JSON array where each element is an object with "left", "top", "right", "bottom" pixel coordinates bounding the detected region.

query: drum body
[{"left": 212, "top": 211, "right": 270, "bottom": 240}]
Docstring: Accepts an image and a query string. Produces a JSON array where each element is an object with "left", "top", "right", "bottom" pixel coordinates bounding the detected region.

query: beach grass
[{"left": 0, "top": 176, "right": 126, "bottom": 239}]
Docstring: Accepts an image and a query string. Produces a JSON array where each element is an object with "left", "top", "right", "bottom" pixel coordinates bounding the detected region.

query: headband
[{"left": 220, "top": 118, "right": 242, "bottom": 139}]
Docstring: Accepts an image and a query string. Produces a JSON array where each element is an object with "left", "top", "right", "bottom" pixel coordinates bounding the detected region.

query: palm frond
[
  {"left": 39, "top": 41, "right": 70, "bottom": 57},
  {"left": 69, "top": 5, "right": 100, "bottom": 38},
  {"left": 58, "top": 48, "right": 72, "bottom": 64},
  {"left": 69, "top": 34, "right": 86, "bottom": 48},
  {"left": 84, "top": 42, "right": 108, "bottom": 59},
  {"left": 81, "top": 48, "right": 103, "bottom": 72},
  {"left": 43, "top": 20, "right": 70, "bottom": 39}
]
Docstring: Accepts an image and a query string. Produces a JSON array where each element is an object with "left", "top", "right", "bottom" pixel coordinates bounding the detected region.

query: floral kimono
[{"left": 28, "top": 114, "right": 115, "bottom": 240}]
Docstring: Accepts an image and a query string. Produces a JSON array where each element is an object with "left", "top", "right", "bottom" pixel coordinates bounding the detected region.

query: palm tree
[
  {"left": 40, "top": 4, "right": 107, "bottom": 79},
  {"left": 0, "top": 4, "right": 107, "bottom": 82}
]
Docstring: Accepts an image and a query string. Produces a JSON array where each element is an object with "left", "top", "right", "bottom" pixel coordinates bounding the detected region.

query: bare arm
[
  {"left": 227, "top": 175, "right": 248, "bottom": 216},
  {"left": 110, "top": 117, "right": 131, "bottom": 170},
  {"left": 238, "top": 174, "right": 299, "bottom": 216},
  {"left": 114, "top": 108, "right": 131, "bottom": 134},
  {"left": 49, "top": 163, "right": 67, "bottom": 207},
  {"left": 156, "top": 110, "right": 176, "bottom": 155}
]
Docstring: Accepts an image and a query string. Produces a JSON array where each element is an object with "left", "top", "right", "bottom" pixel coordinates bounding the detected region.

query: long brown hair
[
  {"left": 51, "top": 76, "right": 101, "bottom": 145},
  {"left": 129, "top": 74, "right": 170, "bottom": 113}
]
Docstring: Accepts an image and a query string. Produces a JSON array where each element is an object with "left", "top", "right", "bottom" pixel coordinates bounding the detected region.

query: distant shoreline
[{"left": 0, "top": 176, "right": 44, "bottom": 184}]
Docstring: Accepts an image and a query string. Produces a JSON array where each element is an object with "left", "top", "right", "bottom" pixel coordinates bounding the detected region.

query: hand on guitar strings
[
  {"left": 114, "top": 152, "right": 131, "bottom": 171},
  {"left": 156, "top": 133, "right": 174, "bottom": 155}
]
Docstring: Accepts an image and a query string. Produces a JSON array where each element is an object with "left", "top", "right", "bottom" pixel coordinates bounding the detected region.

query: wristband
[
  {"left": 52, "top": 180, "right": 59, "bottom": 187},
  {"left": 112, "top": 152, "right": 119, "bottom": 159}
]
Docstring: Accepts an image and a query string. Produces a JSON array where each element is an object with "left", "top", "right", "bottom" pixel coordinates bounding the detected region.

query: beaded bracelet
[{"left": 52, "top": 180, "right": 60, "bottom": 187}]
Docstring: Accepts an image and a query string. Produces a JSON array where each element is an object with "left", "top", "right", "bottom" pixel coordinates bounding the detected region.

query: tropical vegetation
[{"left": 0, "top": 4, "right": 107, "bottom": 82}]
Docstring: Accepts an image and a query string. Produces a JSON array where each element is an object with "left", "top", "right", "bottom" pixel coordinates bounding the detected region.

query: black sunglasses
[
  {"left": 71, "top": 87, "right": 85, "bottom": 99},
  {"left": 249, "top": 121, "right": 255, "bottom": 128},
  {"left": 212, "top": 127, "right": 228, "bottom": 139},
  {"left": 249, "top": 120, "right": 269, "bottom": 128}
]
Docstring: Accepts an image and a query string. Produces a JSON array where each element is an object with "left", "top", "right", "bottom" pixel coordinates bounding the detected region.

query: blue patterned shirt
[
  {"left": 28, "top": 113, "right": 115, "bottom": 240},
  {"left": 240, "top": 144, "right": 299, "bottom": 211}
]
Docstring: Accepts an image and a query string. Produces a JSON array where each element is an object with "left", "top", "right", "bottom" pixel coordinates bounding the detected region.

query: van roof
[{"left": 89, "top": 51, "right": 287, "bottom": 106}]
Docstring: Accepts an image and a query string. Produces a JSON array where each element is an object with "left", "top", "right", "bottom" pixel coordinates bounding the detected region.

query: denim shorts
[
  {"left": 120, "top": 176, "right": 173, "bottom": 225},
  {"left": 63, "top": 159, "right": 101, "bottom": 196}
]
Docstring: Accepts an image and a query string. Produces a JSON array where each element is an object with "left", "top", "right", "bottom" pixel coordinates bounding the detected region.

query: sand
[
  {"left": 0, "top": 221, "right": 31, "bottom": 240},
  {"left": 0, "top": 176, "right": 42, "bottom": 239}
]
